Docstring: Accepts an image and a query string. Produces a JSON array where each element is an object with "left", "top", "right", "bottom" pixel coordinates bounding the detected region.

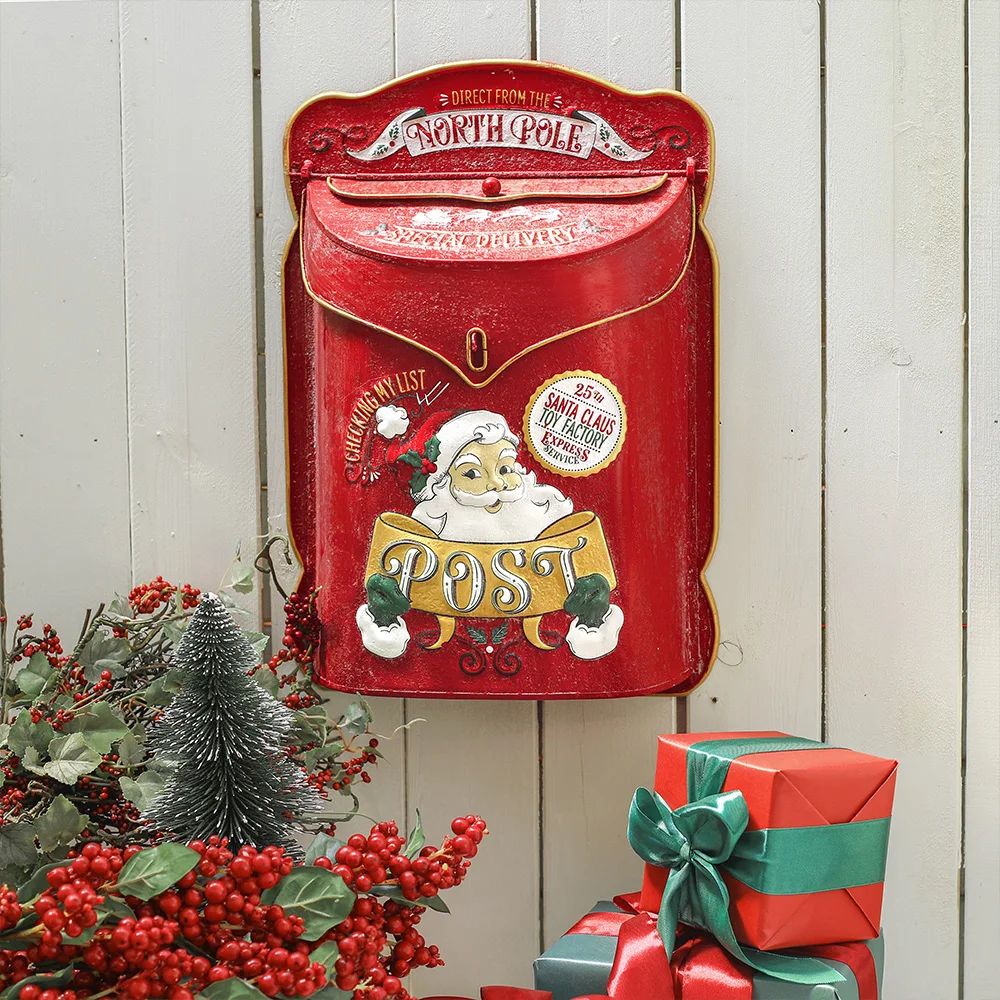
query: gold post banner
[{"left": 364, "top": 511, "right": 617, "bottom": 619}]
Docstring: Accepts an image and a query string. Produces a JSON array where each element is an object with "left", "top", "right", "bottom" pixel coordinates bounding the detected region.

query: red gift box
[{"left": 638, "top": 732, "right": 897, "bottom": 951}]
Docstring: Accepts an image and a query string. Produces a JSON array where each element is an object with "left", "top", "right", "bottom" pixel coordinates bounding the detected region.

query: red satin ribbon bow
[{"left": 420, "top": 893, "right": 878, "bottom": 1000}]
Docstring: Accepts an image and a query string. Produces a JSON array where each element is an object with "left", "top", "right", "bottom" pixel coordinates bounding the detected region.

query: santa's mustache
[{"left": 448, "top": 479, "right": 526, "bottom": 507}]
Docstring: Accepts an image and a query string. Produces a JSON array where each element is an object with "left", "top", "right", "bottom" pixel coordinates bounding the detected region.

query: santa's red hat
[{"left": 384, "top": 409, "right": 518, "bottom": 500}]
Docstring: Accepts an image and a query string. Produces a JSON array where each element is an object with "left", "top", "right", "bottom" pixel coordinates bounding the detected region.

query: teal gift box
[{"left": 533, "top": 902, "right": 885, "bottom": 1000}]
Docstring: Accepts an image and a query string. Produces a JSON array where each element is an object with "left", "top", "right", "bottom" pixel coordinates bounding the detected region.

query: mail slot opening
[{"left": 467, "top": 328, "right": 487, "bottom": 371}]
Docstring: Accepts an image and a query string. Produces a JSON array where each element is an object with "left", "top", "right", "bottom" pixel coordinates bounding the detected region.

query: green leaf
[
  {"left": 375, "top": 884, "right": 450, "bottom": 913},
  {"left": 66, "top": 700, "right": 130, "bottom": 754},
  {"left": 491, "top": 621, "right": 509, "bottom": 643},
  {"left": 230, "top": 563, "right": 256, "bottom": 594},
  {"left": 115, "top": 844, "right": 200, "bottom": 900},
  {"left": 100, "top": 895, "right": 137, "bottom": 921},
  {"left": 63, "top": 906, "right": 112, "bottom": 944},
  {"left": 254, "top": 668, "right": 279, "bottom": 697},
  {"left": 258, "top": 866, "right": 353, "bottom": 941},
  {"left": 424, "top": 435, "right": 441, "bottom": 463},
  {"left": 143, "top": 668, "right": 184, "bottom": 706},
  {"left": 116, "top": 732, "right": 146, "bottom": 767},
  {"left": 109, "top": 593, "right": 133, "bottom": 617},
  {"left": 303, "top": 832, "right": 342, "bottom": 866},
  {"left": 403, "top": 809, "right": 424, "bottom": 859},
  {"left": 0, "top": 963, "right": 74, "bottom": 998},
  {"left": 197, "top": 982, "right": 269, "bottom": 1000},
  {"left": 5, "top": 709, "right": 55, "bottom": 757},
  {"left": 43, "top": 733, "right": 102, "bottom": 784},
  {"left": 467, "top": 625, "right": 488, "bottom": 644},
  {"left": 84, "top": 657, "right": 126, "bottom": 683},
  {"left": 423, "top": 893, "right": 451, "bottom": 913},
  {"left": 308, "top": 939, "right": 341, "bottom": 976},
  {"left": 288, "top": 706, "right": 328, "bottom": 745},
  {"left": 0, "top": 825, "right": 37, "bottom": 871},
  {"left": 398, "top": 450, "right": 422, "bottom": 468},
  {"left": 0, "top": 724, "right": 9, "bottom": 746},
  {"left": 309, "top": 988, "right": 353, "bottom": 1000},
  {"left": 340, "top": 699, "right": 373, "bottom": 739},
  {"left": 33, "top": 795, "right": 87, "bottom": 853},
  {"left": 16, "top": 861, "right": 67, "bottom": 903},
  {"left": 80, "top": 631, "right": 130, "bottom": 667},
  {"left": 302, "top": 741, "right": 345, "bottom": 771},
  {"left": 21, "top": 746, "right": 47, "bottom": 776},
  {"left": 14, "top": 652, "right": 54, "bottom": 699},
  {"left": 119, "top": 769, "right": 166, "bottom": 812},
  {"left": 162, "top": 619, "right": 186, "bottom": 646},
  {"left": 243, "top": 631, "right": 269, "bottom": 661}
]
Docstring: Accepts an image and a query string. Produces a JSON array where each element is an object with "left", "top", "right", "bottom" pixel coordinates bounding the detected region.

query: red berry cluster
[
  {"left": 127, "top": 577, "right": 200, "bottom": 616},
  {"left": 0, "top": 888, "right": 22, "bottom": 932},
  {"left": 11, "top": 622, "right": 64, "bottom": 668},
  {"left": 0, "top": 815, "right": 486, "bottom": 999},
  {"left": 264, "top": 591, "right": 321, "bottom": 711},
  {"left": 327, "top": 817, "right": 486, "bottom": 903},
  {"left": 7, "top": 986, "right": 76, "bottom": 1000},
  {"left": 34, "top": 876, "right": 104, "bottom": 939}
]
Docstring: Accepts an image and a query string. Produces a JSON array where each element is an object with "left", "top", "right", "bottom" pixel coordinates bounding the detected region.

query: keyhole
[{"left": 467, "top": 327, "right": 487, "bottom": 371}]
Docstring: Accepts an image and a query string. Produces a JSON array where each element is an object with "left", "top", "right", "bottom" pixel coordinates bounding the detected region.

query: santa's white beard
[{"left": 412, "top": 471, "right": 574, "bottom": 542}]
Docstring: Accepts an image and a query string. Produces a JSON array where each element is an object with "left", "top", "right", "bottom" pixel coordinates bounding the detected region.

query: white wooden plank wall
[
  {"left": 120, "top": 0, "right": 260, "bottom": 614},
  {"left": 825, "top": 3, "right": 965, "bottom": 1000},
  {"left": 1, "top": 2, "right": 996, "bottom": 998},
  {"left": 0, "top": 2, "right": 131, "bottom": 639},
  {"left": 683, "top": 0, "right": 823, "bottom": 738},
  {"left": 964, "top": 2, "right": 1000, "bottom": 998}
]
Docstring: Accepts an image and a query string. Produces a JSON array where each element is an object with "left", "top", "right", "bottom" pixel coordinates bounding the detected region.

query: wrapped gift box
[
  {"left": 638, "top": 732, "right": 897, "bottom": 951},
  {"left": 533, "top": 901, "right": 885, "bottom": 1000}
]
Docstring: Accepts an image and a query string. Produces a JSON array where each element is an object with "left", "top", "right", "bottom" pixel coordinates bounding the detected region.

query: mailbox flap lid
[{"left": 300, "top": 172, "right": 694, "bottom": 386}]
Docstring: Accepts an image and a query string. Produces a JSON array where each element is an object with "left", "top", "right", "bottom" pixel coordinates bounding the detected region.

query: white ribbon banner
[{"left": 345, "top": 108, "right": 654, "bottom": 162}]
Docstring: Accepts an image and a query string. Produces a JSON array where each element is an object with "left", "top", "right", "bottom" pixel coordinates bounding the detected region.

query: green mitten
[
  {"left": 563, "top": 573, "right": 611, "bottom": 629},
  {"left": 366, "top": 573, "right": 411, "bottom": 628}
]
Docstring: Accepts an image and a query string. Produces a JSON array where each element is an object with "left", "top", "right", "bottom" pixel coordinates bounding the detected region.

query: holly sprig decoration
[{"left": 395, "top": 434, "right": 441, "bottom": 496}]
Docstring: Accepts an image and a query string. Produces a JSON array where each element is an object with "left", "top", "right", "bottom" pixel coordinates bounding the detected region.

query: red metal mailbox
[{"left": 282, "top": 60, "right": 718, "bottom": 699}]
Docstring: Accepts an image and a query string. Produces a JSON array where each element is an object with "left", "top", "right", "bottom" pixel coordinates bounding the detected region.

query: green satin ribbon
[{"left": 628, "top": 736, "right": 890, "bottom": 986}]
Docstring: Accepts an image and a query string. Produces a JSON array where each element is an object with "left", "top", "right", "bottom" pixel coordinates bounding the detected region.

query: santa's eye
[
  {"left": 462, "top": 468, "right": 481, "bottom": 480},
  {"left": 499, "top": 464, "right": 514, "bottom": 475}
]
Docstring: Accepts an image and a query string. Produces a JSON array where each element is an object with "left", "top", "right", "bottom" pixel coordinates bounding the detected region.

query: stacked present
[{"left": 533, "top": 731, "right": 897, "bottom": 1000}]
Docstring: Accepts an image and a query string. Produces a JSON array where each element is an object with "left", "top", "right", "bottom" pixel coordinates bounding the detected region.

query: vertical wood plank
[
  {"left": 964, "top": 1, "right": 1000, "bottom": 995},
  {"left": 536, "top": 0, "right": 674, "bottom": 88},
  {"left": 825, "top": 3, "right": 965, "bottom": 998},
  {"left": 394, "top": 0, "right": 532, "bottom": 76},
  {"left": 539, "top": 698, "right": 675, "bottom": 946},
  {"left": 257, "top": 0, "right": 404, "bottom": 839},
  {"left": 683, "top": 0, "right": 823, "bottom": 736},
  {"left": 120, "top": 0, "right": 259, "bottom": 613},
  {"left": 534, "top": 0, "right": 677, "bottom": 948},
  {"left": 0, "top": 1, "right": 131, "bottom": 636},
  {"left": 394, "top": 2, "right": 539, "bottom": 991}
]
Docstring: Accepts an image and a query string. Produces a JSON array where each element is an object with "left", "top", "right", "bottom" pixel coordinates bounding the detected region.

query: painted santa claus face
[
  {"left": 410, "top": 415, "right": 574, "bottom": 543},
  {"left": 448, "top": 440, "right": 522, "bottom": 513}
]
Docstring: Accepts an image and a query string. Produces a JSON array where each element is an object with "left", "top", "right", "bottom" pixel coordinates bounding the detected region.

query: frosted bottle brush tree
[{"left": 144, "top": 593, "right": 321, "bottom": 852}]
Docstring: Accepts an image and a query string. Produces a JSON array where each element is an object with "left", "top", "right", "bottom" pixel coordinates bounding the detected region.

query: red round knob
[{"left": 482, "top": 177, "right": 502, "bottom": 197}]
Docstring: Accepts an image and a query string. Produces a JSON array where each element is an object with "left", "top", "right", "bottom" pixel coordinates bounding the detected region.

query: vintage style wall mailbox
[{"left": 283, "top": 60, "right": 718, "bottom": 699}]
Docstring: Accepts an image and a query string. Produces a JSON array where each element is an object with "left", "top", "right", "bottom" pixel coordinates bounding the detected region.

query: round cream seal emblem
[{"left": 523, "top": 370, "right": 626, "bottom": 478}]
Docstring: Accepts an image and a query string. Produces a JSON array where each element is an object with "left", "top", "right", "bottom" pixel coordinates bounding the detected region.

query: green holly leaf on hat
[{"left": 424, "top": 434, "right": 441, "bottom": 464}]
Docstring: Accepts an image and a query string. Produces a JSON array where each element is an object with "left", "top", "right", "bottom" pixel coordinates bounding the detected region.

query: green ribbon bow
[{"left": 628, "top": 735, "right": 891, "bottom": 986}]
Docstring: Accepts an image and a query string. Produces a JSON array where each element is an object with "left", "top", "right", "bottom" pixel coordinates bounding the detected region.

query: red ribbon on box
[{"left": 421, "top": 893, "right": 878, "bottom": 1000}]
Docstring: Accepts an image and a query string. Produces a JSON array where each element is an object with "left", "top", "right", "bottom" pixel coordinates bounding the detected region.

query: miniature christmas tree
[{"left": 145, "top": 593, "right": 319, "bottom": 852}]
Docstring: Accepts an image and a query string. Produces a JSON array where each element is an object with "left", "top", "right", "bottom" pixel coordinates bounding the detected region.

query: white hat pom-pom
[{"left": 375, "top": 404, "right": 410, "bottom": 439}]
